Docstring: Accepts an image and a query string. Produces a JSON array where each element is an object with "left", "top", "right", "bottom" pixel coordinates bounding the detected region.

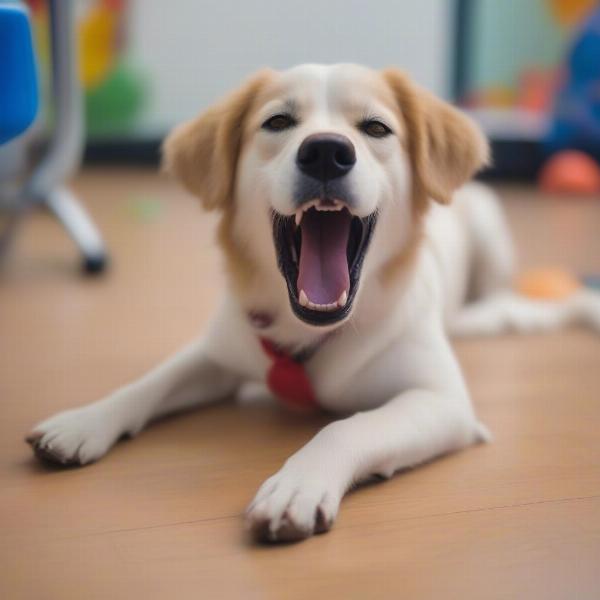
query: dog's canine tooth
[
  {"left": 299, "top": 290, "right": 309, "bottom": 307},
  {"left": 295, "top": 209, "right": 303, "bottom": 227},
  {"left": 337, "top": 290, "right": 348, "bottom": 307}
]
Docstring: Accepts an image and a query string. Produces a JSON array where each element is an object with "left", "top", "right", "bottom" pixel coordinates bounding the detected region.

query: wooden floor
[{"left": 1, "top": 169, "right": 600, "bottom": 599}]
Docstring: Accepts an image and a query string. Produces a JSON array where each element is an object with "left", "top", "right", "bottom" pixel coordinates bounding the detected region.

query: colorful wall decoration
[{"left": 462, "top": 0, "right": 598, "bottom": 116}]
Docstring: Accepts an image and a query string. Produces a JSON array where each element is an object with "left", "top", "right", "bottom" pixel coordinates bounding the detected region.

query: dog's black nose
[{"left": 296, "top": 133, "right": 356, "bottom": 181}]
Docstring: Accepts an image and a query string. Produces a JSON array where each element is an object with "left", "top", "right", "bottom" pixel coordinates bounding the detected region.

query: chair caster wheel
[{"left": 82, "top": 254, "right": 108, "bottom": 275}]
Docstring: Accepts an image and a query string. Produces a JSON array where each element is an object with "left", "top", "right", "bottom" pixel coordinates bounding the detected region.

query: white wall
[{"left": 129, "top": 0, "right": 452, "bottom": 135}]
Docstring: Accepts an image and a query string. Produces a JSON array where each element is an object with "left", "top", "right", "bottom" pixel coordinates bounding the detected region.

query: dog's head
[{"left": 164, "top": 64, "right": 488, "bottom": 328}]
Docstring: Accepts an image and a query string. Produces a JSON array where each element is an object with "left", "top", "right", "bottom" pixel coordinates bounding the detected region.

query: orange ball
[
  {"left": 539, "top": 151, "right": 600, "bottom": 196},
  {"left": 516, "top": 268, "right": 581, "bottom": 300}
]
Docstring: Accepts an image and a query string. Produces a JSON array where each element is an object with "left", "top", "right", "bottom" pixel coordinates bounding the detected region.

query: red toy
[{"left": 539, "top": 150, "right": 600, "bottom": 196}]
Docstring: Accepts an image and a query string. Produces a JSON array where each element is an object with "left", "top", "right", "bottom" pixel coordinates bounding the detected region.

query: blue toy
[
  {"left": 0, "top": 2, "right": 38, "bottom": 144},
  {"left": 545, "top": 6, "right": 600, "bottom": 160}
]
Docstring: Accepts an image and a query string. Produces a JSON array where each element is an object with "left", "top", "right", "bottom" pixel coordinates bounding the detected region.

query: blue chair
[{"left": 0, "top": 2, "right": 38, "bottom": 144}]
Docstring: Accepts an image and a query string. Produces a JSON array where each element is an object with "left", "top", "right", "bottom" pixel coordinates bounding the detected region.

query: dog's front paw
[
  {"left": 26, "top": 404, "right": 122, "bottom": 466},
  {"left": 245, "top": 466, "right": 343, "bottom": 543}
]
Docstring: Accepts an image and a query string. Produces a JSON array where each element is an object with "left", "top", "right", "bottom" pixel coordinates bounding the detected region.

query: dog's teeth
[
  {"left": 295, "top": 209, "right": 303, "bottom": 227},
  {"left": 337, "top": 290, "right": 348, "bottom": 307},
  {"left": 299, "top": 289, "right": 309, "bottom": 307},
  {"left": 315, "top": 201, "right": 343, "bottom": 212},
  {"left": 301, "top": 289, "right": 345, "bottom": 312}
]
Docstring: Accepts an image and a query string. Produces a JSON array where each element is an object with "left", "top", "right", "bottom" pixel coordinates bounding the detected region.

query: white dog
[{"left": 26, "top": 64, "right": 600, "bottom": 542}]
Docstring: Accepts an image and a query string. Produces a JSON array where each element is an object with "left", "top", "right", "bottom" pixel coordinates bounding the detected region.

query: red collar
[{"left": 259, "top": 338, "right": 320, "bottom": 411}]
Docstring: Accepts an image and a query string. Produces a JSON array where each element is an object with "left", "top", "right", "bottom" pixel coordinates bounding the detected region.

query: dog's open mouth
[{"left": 273, "top": 200, "right": 377, "bottom": 326}]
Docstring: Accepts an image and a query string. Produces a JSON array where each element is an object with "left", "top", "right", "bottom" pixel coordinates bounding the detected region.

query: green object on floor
[{"left": 125, "top": 198, "right": 164, "bottom": 223}]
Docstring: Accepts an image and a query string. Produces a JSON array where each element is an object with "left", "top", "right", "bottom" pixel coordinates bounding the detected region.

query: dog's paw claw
[
  {"left": 31, "top": 441, "right": 83, "bottom": 466},
  {"left": 314, "top": 506, "right": 333, "bottom": 534},
  {"left": 25, "top": 431, "right": 43, "bottom": 446},
  {"left": 246, "top": 471, "right": 340, "bottom": 543},
  {"left": 26, "top": 406, "right": 120, "bottom": 467}
]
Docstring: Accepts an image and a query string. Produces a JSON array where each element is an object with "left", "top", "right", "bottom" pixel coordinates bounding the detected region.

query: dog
[{"left": 26, "top": 64, "right": 600, "bottom": 542}]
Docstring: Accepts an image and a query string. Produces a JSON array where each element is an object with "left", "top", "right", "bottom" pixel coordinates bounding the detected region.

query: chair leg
[
  {"left": 1, "top": 0, "right": 109, "bottom": 274},
  {"left": 45, "top": 187, "right": 108, "bottom": 274},
  {"left": 26, "top": 0, "right": 108, "bottom": 275}
]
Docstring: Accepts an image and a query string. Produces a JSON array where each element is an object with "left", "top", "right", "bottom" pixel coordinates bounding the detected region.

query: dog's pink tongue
[{"left": 297, "top": 210, "right": 351, "bottom": 305}]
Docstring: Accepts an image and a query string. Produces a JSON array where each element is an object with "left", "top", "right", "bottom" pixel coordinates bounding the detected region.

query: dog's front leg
[
  {"left": 246, "top": 391, "right": 486, "bottom": 542},
  {"left": 246, "top": 330, "right": 488, "bottom": 543},
  {"left": 26, "top": 337, "right": 241, "bottom": 466}
]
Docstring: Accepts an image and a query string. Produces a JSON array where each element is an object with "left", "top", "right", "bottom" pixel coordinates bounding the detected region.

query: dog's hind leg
[
  {"left": 450, "top": 184, "right": 600, "bottom": 336},
  {"left": 26, "top": 338, "right": 241, "bottom": 466},
  {"left": 450, "top": 289, "right": 600, "bottom": 337}
]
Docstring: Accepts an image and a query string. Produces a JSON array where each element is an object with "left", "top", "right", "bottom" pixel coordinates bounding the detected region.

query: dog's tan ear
[
  {"left": 162, "top": 70, "right": 273, "bottom": 210},
  {"left": 382, "top": 68, "right": 489, "bottom": 204}
]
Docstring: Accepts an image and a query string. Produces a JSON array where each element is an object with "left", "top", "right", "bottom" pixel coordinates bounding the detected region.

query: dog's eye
[
  {"left": 262, "top": 114, "right": 297, "bottom": 132},
  {"left": 360, "top": 119, "right": 392, "bottom": 138}
]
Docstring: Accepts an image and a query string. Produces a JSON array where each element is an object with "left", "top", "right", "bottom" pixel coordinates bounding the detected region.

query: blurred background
[
  {"left": 32, "top": 0, "right": 600, "bottom": 175},
  {"left": 1, "top": 0, "right": 599, "bottom": 286},
  {"left": 0, "top": 0, "right": 599, "bottom": 281},
  {"left": 79, "top": 0, "right": 454, "bottom": 160}
]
